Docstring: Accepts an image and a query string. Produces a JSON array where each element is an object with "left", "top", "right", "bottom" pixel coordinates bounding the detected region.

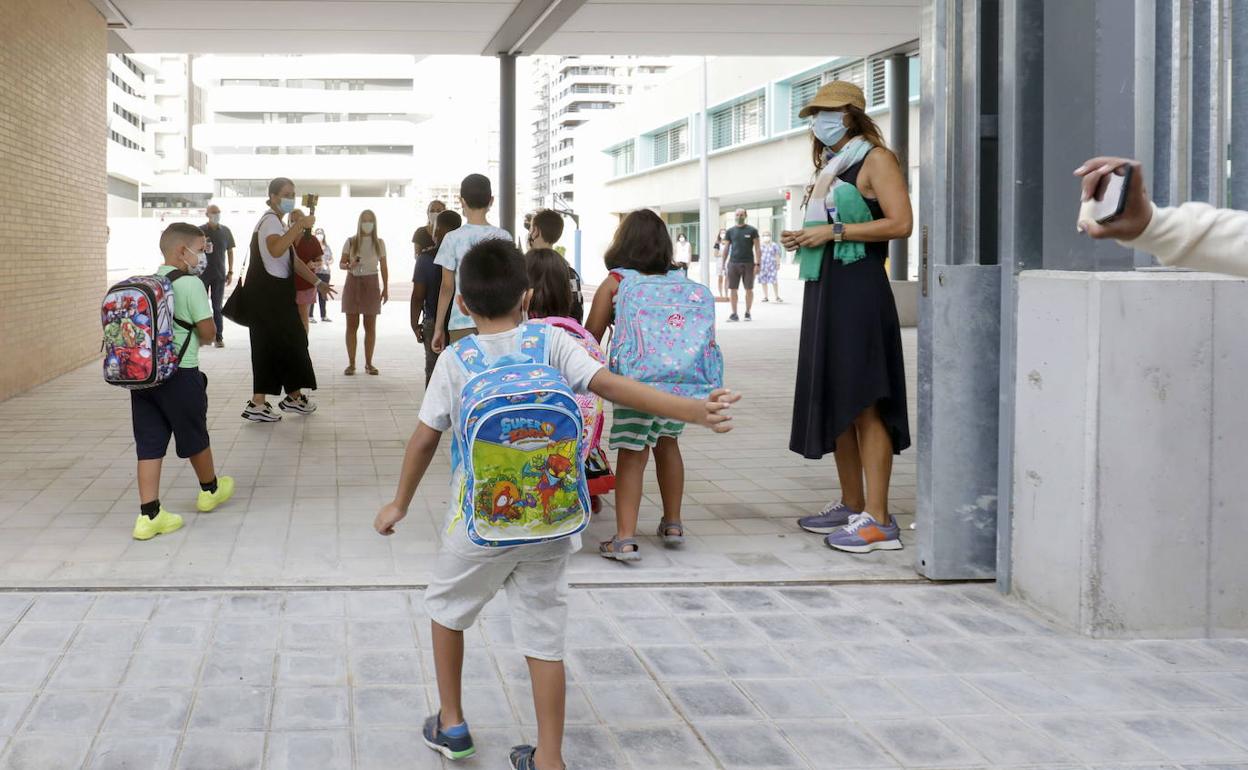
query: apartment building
[{"left": 529, "top": 56, "right": 674, "bottom": 211}]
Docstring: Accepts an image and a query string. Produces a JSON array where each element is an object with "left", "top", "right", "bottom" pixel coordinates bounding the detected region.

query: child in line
[
  {"left": 413, "top": 209, "right": 463, "bottom": 384},
  {"left": 527, "top": 209, "right": 584, "bottom": 322},
  {"left": 525, "top": 248, "right": 615, "bottom": 513},
  {"left": 432, "top": 173, "right": 512, "bottom": 353},
  {"left": 586, "top": 210, "right": 696, "bottom": 561},
  {"left": 374, "top": 239, "right": 738, "bottom": 770},
  {"left": 131, "top": 223, "right": 235, "bottom": 540}
]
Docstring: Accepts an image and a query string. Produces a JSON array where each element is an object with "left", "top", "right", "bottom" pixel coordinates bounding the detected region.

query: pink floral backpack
[{"left": 534, "top": 317, "right": 615, "bottom": 499}]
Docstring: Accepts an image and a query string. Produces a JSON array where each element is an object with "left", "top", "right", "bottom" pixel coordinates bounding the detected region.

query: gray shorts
[
  {"left": 424, "top": 546, "right": 570, "bottom": 661},
  {"left": 726, "top": 262, "right": 755, "bottom": 290}
]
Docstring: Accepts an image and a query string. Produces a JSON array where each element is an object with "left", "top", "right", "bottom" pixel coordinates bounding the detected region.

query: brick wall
[{"left": 0, "top": 0, "right": 106, "bottom": 400}]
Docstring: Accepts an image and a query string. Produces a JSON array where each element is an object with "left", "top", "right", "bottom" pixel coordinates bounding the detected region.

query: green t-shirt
[{"left": 156, "top": 265, "right": 212, "bottom": 368}]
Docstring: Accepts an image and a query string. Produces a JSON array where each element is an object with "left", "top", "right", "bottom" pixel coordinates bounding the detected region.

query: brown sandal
[{"left": 365, "top": 365, "right": 380, "bottom": 376}]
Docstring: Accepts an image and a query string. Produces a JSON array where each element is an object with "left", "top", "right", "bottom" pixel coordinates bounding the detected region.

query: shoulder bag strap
[
  {"left": 519, "top": 322, "right": 549, "bottom": 364},
  {"left": 452, "top": 334, "right": 490, "bottom": 376}
]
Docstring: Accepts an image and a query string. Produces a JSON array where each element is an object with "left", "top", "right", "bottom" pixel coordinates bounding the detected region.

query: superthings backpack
[
  {"left": 609, "top": 267, "right": 723, "bottom": 398},
  {"left": 101, "top": 270, "right": 195, "bottom": 389},
  {"left": 450, "top": 322, "right": 590, "bottom": 548}
]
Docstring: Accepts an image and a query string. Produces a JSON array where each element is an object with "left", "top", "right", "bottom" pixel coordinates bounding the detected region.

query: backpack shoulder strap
[
  {"left": 518, "top": 322, "right": 550, "bottom": 365},
  {"left": 163, "top": 269, "right": 197, "bottom": 359},
  {"left": 451, "top": 335, "right": 489, "bottom": 377}
]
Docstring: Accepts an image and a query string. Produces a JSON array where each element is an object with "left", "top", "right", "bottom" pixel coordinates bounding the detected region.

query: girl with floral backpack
[{"left": 585, "top": 210, "right": 723, "bottom": 562}]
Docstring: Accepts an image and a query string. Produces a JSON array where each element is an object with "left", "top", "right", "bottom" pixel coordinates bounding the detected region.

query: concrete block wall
[
  {"left": 0, "top": 0, "right": 106, "bottom": 400},
  {"left": 1011, "top": 270, "right": 1248, "bottom": 637}
]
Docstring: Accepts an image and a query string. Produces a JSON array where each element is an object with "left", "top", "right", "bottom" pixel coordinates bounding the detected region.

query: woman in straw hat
[{"left": 781, "top": 80, "right": 913, "bottom": 554}]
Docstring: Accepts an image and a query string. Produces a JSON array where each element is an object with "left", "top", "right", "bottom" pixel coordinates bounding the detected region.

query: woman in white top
[
  {"left": 240, "top": 177, "right": 336, "bottom": 423},
  {"left": 674, "top": 232, "right": 692, "bottom": 266},
  {"left": 339, "top": 209, "right": 389, "bottom": 375}
]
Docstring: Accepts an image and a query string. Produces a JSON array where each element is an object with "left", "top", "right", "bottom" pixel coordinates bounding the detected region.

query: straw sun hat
[{"left": 798, "top": 80, "right": 867, "bottom": 118}]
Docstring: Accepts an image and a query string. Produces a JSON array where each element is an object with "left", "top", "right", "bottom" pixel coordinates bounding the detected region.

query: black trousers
[{"left": 202, "top": 275, "right": 226, "bottom": 339}]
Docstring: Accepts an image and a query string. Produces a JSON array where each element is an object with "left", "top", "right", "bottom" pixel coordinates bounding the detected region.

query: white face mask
[
  {"left": 361, "top": 222, "right": 375, "bottom": 234},
  {"left": 184, "top": 248, "right": 207, "bottom": 276}
]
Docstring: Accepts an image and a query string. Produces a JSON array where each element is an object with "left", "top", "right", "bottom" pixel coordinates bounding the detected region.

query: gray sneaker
[{"left": 797, "top": 502, "right": 861, "bottom": 534}]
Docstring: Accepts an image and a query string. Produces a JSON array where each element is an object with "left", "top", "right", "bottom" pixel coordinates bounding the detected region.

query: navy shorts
[{"left": 130, "top": 367, "right": 210, "bottom": 460}]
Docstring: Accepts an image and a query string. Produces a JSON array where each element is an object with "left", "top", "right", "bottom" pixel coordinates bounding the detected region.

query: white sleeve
[
  {"left": 1123, "top": 202, "right": 1248, "bottom": 278},
  {"left": 434, "top": 235, "right": 460, "bottom": 271},
  {"left": 548, "top": 328, "right": 605, "bottom": 394},
  {"left": 417, "top": 356, "right": 456, "bottom": 432},
  {"left": 258, "top": 214, "right": 285, "bottom": 258}
]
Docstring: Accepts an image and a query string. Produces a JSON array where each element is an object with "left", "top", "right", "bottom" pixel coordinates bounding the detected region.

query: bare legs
[
  {"left": 612, "top": 438, "right": 685, "bottom": 541},
  {"left": 345, "top": 314, "right": 360, "bottom": 368},
  {"left": 363, "top": 315, "right": 377, "bottom": 369},
  {"left": 745, "top": 287, "right": 754, "bottom": 316},
  {"left": 297, "top": 303, "right": 311, "bottom": 334},
  {"left": 345, "top": 314, "right": 378, "bottom": 370},
  {"left": 831, "top": 403, "right": 893, "bottom": 523},
  {"left": 137, "top": 446, "right": 217, "bottom": 505},
  {"left": 432, "top": 621, "right": 565, "bottom": 770}
]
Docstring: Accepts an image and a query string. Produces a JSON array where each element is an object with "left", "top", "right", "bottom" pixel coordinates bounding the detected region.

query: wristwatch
[{"left": 832, "top": 222, "right": 845, "bottom": 243}]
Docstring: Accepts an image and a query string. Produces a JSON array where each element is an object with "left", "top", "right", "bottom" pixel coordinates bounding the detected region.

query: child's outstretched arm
[
  {"left": 588, "top": 370, "right": 739, "bottom": 432},
  {"left": 375, "top": 422, "right": 443, "bottom": 535}
]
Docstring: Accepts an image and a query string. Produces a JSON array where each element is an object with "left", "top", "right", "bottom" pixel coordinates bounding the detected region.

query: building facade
[
  {"left": 529, "top": 56, "right": 674, "bottom": 211},
  {"left": 572, "top": 55, "right": 920, "bottom": 284}
]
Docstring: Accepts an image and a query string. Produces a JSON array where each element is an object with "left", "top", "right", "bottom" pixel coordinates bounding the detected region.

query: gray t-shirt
[{"left": 418, "top": 325, "right": 605, "bottom": 559}]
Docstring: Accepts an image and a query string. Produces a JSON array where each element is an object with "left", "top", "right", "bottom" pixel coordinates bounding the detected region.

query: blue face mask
[
  {"left": 278, "top": 197, "right": 295, "bottom": 214},
  {"left": 812, "top": 111, "right": 848, "bottom": 148}
]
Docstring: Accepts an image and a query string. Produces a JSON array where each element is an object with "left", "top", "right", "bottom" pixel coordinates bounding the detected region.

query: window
[
  {"left": 609, "top": 142, "right": 635, "bottom": 177},
  {"left": 788, "top": 60, "right": 868, "bottom": 129},
  {"left": 109, "top": 71, "right": 142, "bottom": 98},
  {"left": 869, "top": 58, "right": 887, "bottom": 108},
  {"left": 650, "top": 122, "right": 688, "bottom": 166},
  {"left": 112, "top": 103, "right": 142, "bottom": 129},
  {"left": 108, "top": 129, "right": 142, "bottom": 151},
  {"left": 711, "top": 94, "right": 765, "bottom": 150}
]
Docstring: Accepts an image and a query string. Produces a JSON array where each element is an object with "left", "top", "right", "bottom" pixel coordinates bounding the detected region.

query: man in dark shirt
[
  {"left": 201, "top": 204, "right": 235, "bottom": 346},
  {"left": 724, "top": 208, "right": 761, "bottom": 322}
]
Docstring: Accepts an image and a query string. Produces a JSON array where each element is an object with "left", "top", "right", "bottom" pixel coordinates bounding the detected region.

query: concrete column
[
  {"left": 888, "top": 52, "right": 910, "bottom": 280},
  {"left": 339, "top": 183, "right": 350, "bottom": 197},
  {"left": 499, "top": 54, "right": 517, "bottom": 236}
]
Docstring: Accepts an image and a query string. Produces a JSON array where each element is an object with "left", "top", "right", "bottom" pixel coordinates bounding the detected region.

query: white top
[
  {"left": 1121, "top": 202, "right": 1248, "bottom": 278},
  {"left": 255, "top": 211, "right": 290, "bottom": 278},
  {"left": 343, "top": 236, "right": 386, "bottom": 276},
  {"left": 676, "top": 241, "right": 692, "bottom": 262},
  {"left": 434, "top": 223, "right": 513, "bottom": 330},
  {"left": 418, "top": 325, "right": 605, "bottom": 559}
]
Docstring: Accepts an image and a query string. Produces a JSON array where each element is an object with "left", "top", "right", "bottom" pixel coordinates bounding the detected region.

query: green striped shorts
[{"left": 609, "top": 406, "right": 685, "bottom": 451}]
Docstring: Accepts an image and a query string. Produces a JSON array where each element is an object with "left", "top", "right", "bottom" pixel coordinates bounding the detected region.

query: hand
[
  {"left": 753, "top": 262, "right": 761, "bottom": 270},
  {"left": 415, "top": 325, "right": 425, "bottom": 343},
  {"left": 381, "top": 287, "right": 389, "bottom": 305},
  {"left": 317, "top": 281, "right": 338, "bottom": 299},
  {"left": 693, "top": 388, "right": 742, "bottom": 433},
  {"left": 374, "top": 501, "right": 407, "bottom": 536},
  {"left": 431, "top": 329, "right": 446, "bottom": 353},
  {"left": 780, "top": 230, "right": 801, "bottom": 250},
  {"left": 1073, "top": 157, "right": 1153, "bottom": 241},
  {"left": 294, "top": 214, "right": 316, "bottom": 232},
  {"left": 790, "top": 225, "right": 835, "bottom": 249}
]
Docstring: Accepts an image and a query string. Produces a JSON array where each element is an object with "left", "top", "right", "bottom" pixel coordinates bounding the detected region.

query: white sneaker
[
  {"left": 242, "top": 401, "right": 281, "bottom": 422},
  {"left": 278, "top": 394, "right": 317, "bottom": 415}
]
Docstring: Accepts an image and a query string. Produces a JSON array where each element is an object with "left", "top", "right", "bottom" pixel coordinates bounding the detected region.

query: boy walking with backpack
[
  {"left": 374, "top": 239, "right": 739, "bottom": 770},
  {"left": 105, "top": 223, "right": 235, "bottom": 540},
  {"left": 431, "top": 173, "right": 512, "bottom": 353}
]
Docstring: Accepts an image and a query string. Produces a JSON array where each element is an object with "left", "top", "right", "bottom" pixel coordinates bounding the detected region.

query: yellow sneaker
[
  {"left": 133, "top": 508, "right": 183, "bottom": 541},
  {"left": 196, "top": 475, "right": 235, "bottom": 513}
]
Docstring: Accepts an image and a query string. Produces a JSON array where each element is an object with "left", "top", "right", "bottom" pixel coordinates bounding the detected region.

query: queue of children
[{"left": 106, "top": 171, "right": 738, "bottom": 770}]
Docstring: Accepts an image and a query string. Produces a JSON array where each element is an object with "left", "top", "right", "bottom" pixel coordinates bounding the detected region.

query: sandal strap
[
  {"left": 659, "top": 521, "right": 684, "bottom": 536},
  {"left": 599, "top": 536, "right": 638, "bottom": 554}
]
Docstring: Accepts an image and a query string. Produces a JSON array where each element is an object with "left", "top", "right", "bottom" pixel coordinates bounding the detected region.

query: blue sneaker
[
  {"left": 422, "top": 713, "right": 475, "bottom": 760},
  {"left": 798, "top": 502, "right": 861, "bottom": 534},
  {"left": 825, "top": 512, "right": 903, "bottom": 553}
]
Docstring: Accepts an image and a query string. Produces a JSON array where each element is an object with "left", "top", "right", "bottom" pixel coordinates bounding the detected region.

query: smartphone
[{"left": 1091, "top": 165, "right": 1132, "bottom": 224}]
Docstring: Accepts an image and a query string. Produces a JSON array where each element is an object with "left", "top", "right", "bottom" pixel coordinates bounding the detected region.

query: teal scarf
[{"left": 797, "top": 138, "right": 873, "bottom": 281}]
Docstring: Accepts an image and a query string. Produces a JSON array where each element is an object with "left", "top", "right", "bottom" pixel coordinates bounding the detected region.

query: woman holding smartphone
[{"left": 782, "top": 81, "right": 912, "bottom": 555}]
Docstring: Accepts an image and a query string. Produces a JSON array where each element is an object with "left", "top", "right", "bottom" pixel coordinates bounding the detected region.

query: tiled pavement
[
  {"left": 0, "top": 287, "right": 917, "bottom": 588},
  {"left": 1, "top": 584, "right": 1247, "bottom": 770}
]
